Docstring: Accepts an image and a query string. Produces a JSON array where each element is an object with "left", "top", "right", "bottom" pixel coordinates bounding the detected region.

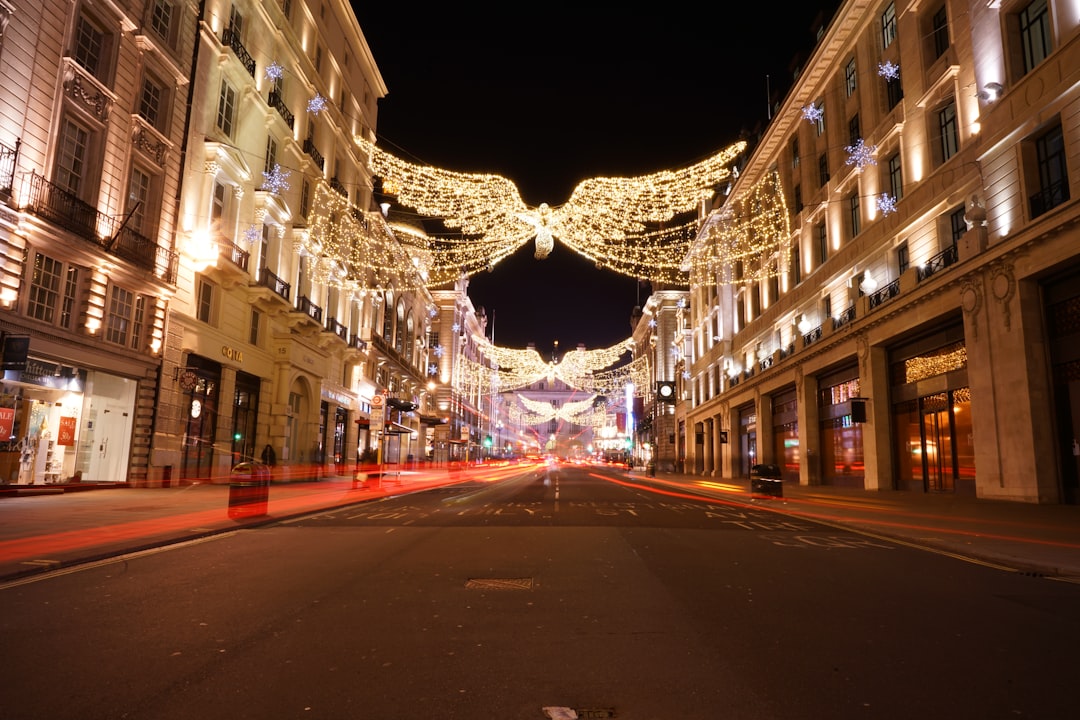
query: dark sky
[{"left": 352, "top": 4, "right": 842, "bottom": 351}]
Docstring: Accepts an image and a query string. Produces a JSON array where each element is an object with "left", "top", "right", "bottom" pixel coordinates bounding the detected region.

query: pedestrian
[{"left": 261, "top": 444, "right": 276, "bottom": 466}]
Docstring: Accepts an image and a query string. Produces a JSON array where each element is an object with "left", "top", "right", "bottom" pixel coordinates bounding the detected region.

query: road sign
[{"left": 371, "top": 394, "right": 385, "bottom": 409}]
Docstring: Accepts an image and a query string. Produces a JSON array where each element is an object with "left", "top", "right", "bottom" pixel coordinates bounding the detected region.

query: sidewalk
[{"left": 1, "top": 468, "right": 1078, "bottom": 584}]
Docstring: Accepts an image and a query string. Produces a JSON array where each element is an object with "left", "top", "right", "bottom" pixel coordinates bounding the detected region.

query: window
[
  {"left": 791, "top": 137, "right": 800, "bottom": 169},
  {"left": 105, "top": 285, "right": 135, "bottom": 345},
  {"left": 844, "top": 58, "right": 857, "bottom": 97},
  {"left": 1029, "top": 123, "right": 1069, "bottom": 218},
  {"left": 793, "top": 184, "right": 803, "bottom": 214},
  {"left": 228, "top": 5, "right": 244, "bottom": 37},
  {"left": 131, "top": 295, "right": 146, "bottom": 351},
  {"left": 848, "top": 114, "right": 861, "bottom": 147},
  {"left": 216, "top": 79, "right": 236, "bottom": 137},
  {"left": 196, "top": 278, "right": 214, "bottom": 323},
  {"left": 848, "top": 194, "right": 861, "bottom": 237},
  {"left": 314, "top": 45, "right": 323, "bottom": 73},
  {"left": 1018, "top": 0, "right": 1051, "bottom": 75},
  {"left": 211, "top": 180, "right": 228, "bottom": 224},
  {"left": 250, "top": 309, "right": 261, "bottom": 345},
  {"left": 930, "top": 5, "right": 949, "bottom": 60},
  {"left": 818, "top": 152, "right": 829, "bottom": 187},
  {"left": 28, "top": 254, "right": 63, "bottom": 323},
  {"left": 886, "top": 74, "right": 903, "bottom": 111},
  {"left": 259, "top": 224, "right": 270, "bottom": 270},
  {"left": 791, "top": 244, "right": 802, "bottom": 285},
  {"left": 149, "top": 0, "right": 176, "bottom": 47},
  {"left": 888, "top": 152, "right": 903, "bottom": 200},
  {"left": 73, "top": 12, "right": 106, "bottom": 80},
  {"left": 816, "top": 223, "right": 828, "bottom": 265},
  {"left": 814, "top": 103, "right": 825, "bottom": 136},
  {"left": 937, "top": 101, "right": 958, "bottom": 163},
  {"left": 56, "top": 118, "right": 90, "bottom": 195},
  {"left": 896, "top": 242, "right": 910, "bottom": 274},
  {"left": 139, "top": 73, "right": 167, "bottom": 131},
  {"left": 264, "top": 136, "right": 277, "bottom": 175},
  {"left": 881, "top": 2, "right": 897, "bottom": 49},
  {"left": 300, "top": 179, "right": 311, "bottom": 218},
  {"left": 949, "top": 207, "right": 967, "bottom": 244},
  {"left": 127, "top": 166, "right": 152, "bottom": 236}
]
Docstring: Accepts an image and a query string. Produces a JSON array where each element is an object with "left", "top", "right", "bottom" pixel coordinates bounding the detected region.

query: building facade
[
  {"left": 685, "top": 0, "right": 1079, "bottom": 503},
  {"left": 1, "top": 0, "right": 191, "bottom": 485}
]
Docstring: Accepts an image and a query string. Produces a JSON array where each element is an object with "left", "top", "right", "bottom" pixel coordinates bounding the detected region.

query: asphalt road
[{"left": 2, "top": 464, "right": 1077, "bottom": 720}]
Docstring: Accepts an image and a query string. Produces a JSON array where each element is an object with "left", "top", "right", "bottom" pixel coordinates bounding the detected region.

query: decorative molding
[
  {"left": 990, "top": 261, "right": 1016, "bottom": 330},
  {"left": 960, "top": 277, "right": 983, "bottom": 340}
]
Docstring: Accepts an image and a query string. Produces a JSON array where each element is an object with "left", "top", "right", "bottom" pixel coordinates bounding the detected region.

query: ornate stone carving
[
  {"left": 990, "top": 261, "right": 1015, "bottom": 330},
  {"left": 960, "top": 277, "right": 983, "bottom": 340},
  {"left": 63, "top": 64, "right": 112, "bottom": 123}
]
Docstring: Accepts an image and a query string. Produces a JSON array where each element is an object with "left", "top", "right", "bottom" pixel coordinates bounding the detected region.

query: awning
[
  {"left": 418, "top": 414, "right": 448, "bottom": 426},
  {"left": 384, "top": 421, "right": 414, "bottom": 435}
]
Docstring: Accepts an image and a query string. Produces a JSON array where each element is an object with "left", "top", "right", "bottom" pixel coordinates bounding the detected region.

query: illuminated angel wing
[{"left": 357, "top": 136, "right": 536, "bottom": 250}]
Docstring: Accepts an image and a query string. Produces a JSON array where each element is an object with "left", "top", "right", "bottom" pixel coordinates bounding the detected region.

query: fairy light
[
  {"left": 355, "top": 135, "right": 745, "bottom": 281},
  {"left": 243, "top": 224, "right": 260, "bottom": 243},
  {"left": 265, "top": 61, "right": 284, "bottom": 81},
  {"left": 687, "top": 170, "right": 791, "bottom": 286}
]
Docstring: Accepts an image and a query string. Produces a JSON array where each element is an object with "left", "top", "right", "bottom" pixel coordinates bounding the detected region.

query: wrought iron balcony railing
[
  {"left": 221, "top": 26, "right": 255, "bottom": 78},
  {"left": 296, "top": 294, "right": 322, "bottom": 322},
  {"left": 0, "top": 139, "right": 17, "bottom": 197},
  {"left": 916, "top": 243, "right": 958, "bottom": 283},
  {"left": 256, "top": 266, "right": 290, "bottom": 301},
  {"left": 219, "top": 238, "right": 249, "bottom": 271},
  {"left": 326, "top": 317, "right": 348, "bottom": 340},
  {"left": 302, "top": 138, "right": 324, "bottom": 170},
  {"left": 1029, "top": 178, "right": 1070, "bottom": 219},
  {"left": 832, "top": 305, "right": 855, "bottom": 330},
  {"left": 868, "top": 278, "right": 901, "bottom": 309},
  {"left": 267, "top": 90, "right": 294, "bottom": 129}
]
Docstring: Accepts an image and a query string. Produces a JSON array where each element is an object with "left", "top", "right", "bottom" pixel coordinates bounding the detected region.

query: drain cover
[{"left": 464, "top": 577, "right": 533, "bottom": 590}]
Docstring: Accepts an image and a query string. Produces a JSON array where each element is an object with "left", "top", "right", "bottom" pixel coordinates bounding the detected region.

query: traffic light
[
  {"left": 233, "top": 431, "right": 243, "bottom": 441},
  {"left": 484, "top": 435, "right": 493, "bottom": 447}
]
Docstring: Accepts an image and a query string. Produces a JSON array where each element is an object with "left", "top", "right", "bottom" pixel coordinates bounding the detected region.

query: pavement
[{"left": 1, "top": 465, "right": 1079, "bottom": 585}]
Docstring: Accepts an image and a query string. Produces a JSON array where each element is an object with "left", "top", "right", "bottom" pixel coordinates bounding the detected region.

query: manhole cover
[{"left": 465, "top": 577, "right": 533, "bottom": 590}]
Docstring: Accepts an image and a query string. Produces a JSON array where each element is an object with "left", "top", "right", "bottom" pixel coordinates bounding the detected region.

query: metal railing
[
  {"left": 832, "top": 305, "right": 855, "bottom": 330},
  {"left": 267, "top": 90, "right": 294, "bottom": 129},
  {"left": 1029, "top": 178, "right": 1070, "bottom": 218},
  {"left": 326, "top": 317, "right": 348, "bottom": 340},
  {"left": 868, "top": 278, "right": 900, "bottom": 309},
  {"left": 296, "top": 295, "right": 322, "bottom": 322},
  {"left": 916, "top": 243, "right": 958, "bottom": 282},
  {"left": 0, "top": 139, "right": 17, "bottom": 196},
  {"left": 221, "top": 26, "right": 255, "bottom": 77},
  {"left": 303, "top": 138, "right": 324, "bottom": 170},
  {"left": 256, "top": 267, "right": 290, "bottom": 301}
]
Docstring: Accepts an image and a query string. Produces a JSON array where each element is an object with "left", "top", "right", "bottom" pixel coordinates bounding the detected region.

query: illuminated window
[{"left": 881, "top": 2, "right": 897, "bottom": 49}]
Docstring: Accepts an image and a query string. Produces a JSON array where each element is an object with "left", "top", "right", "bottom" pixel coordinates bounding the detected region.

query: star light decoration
[
  {"left": 877, "top": 193, "right": 898, "bottom": 216},
  {"left": 354, "top": 135, "right": 745, "bottom": 283},
  {"left": 844, "top": 139, "right": 877, "bottom": 170},
  {"left": 801, "top": 104, "right": 824, "bottom": 124},
  {"left": 265, "top": 61, "right": 284, "bottom": 82},
  {"left": 261, "top": 163, "right": 291, "bottom": 194},
  {"left": 243, "top": 224, "right": 261, "bottom": 243},
  {"left": 877, "top": 61, "right": 900, "bottom": 80},
  {"left": 308, "top": 92, "right": 328, "bottom": 115}
]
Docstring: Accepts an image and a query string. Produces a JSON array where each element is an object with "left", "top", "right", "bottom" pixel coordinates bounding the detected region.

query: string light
[{"left": 355, "top": 135, "right": 745, "bottom": 281}]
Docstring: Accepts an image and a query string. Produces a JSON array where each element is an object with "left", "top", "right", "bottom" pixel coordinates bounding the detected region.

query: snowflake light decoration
[
  {"left": 243, "top": 224, "right": 261, "bottom": 243},
  {"left": 877, "top": 193, "right": 898, "bottom": 216},
  {"left": 428, "top": 363, "right": 438, "bottom": 376},
  {"left": 451, "top": 322, "right": 460, "bottom": 333},
  {"left": 677, "top": 298, "right": 687, "bottom": 309},
  {"left": 877, "top": 61, "right": 900, "bottom": 80},
  {"left": 844, "top": 139, "right": 877, "bottom": 170},
  {"left": 432, "top": 345, "right": 444, "bottom": 358},
  {"left": 801, "top": 104, "right": 824, "bottom": 123},
  {"left": 648, "top": 318, "right": 657, "bottom": 328},
  {"left": 682, "top": 370, "right": 691, "bottom": 379},
  {"left": 265, "top": 61, "right": 284, "bottom": 82},
  {"left": 428, "top": 307, "right": 438, "bottom": 318},
  {"left": 307, "top": 92, "right": 327, "bottom": 115},
  {"left": 261, "top": 163, "right": 291, "bottom": 194}
]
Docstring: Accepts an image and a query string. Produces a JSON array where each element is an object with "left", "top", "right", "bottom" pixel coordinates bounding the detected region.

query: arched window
[
  {"left": 382, "top": 290, "right": 394, "bottom": 342},
  {"left": 395, "top": 299, "right": 406, "bottom": 354},
  {"left": 405, "top": 313, "right": 415, "bottom": 365}
]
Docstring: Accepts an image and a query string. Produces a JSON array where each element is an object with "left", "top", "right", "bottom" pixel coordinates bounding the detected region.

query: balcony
[
  {"left": 329, "top": 177, "right": 348, "bottom": 198},
  {"left": 221, "top": 26, "right": 255, "bottom": 78},
  {"left": 0, "top": 139, "right": 17, "bottom": 198},
  {"left": 24, "top": 172, "right": 98, "bottom": 240},
  {"left": 296, "top": 295, "right": 322, "bottom": 323},
  {"left": 349, "top": 335, "right": 368, "bottom": 351},
  {"left": 832, "top": 305, "right": 855, "bottom": 330},
  {"left": 268, "top": 89, "right": 294, "bottom": 130},
  {"left": 255, "top": 266, "right": 290, "bottom": 301},
  {"left": 916, "top": 244, "right": 958, "bottom": 283},
  {"left": 868, "top": 278, "right": 900, "bottom": 310},
  {"left": 1029, "top": 178, "right": 1069, "bottom": 219},
  {"left": 303, "top": 138, "right": 324, "bottom": 171},
  {"left": 325, "top": 316, "right": 348, "bottom": 341},
  {"left": 802, "top": 325, "right": 822, "bottom": 348}
]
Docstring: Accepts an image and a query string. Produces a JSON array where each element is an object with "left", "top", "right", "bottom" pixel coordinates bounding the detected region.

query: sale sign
[
  {"left": 0, "top": 407, "right": 13, "bottom": 440},
  {"left": 57, "top": 416, "right": 77, "bottom": 446}
]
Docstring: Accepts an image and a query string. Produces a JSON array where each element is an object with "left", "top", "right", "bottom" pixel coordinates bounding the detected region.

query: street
[{"left": 2, "top": 462, "right": 1077, "bottom": 720}]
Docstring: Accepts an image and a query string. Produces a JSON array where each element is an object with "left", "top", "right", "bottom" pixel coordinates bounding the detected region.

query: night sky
[{"left": 352, "top": 4, "right": 842, "bottom": 352}]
